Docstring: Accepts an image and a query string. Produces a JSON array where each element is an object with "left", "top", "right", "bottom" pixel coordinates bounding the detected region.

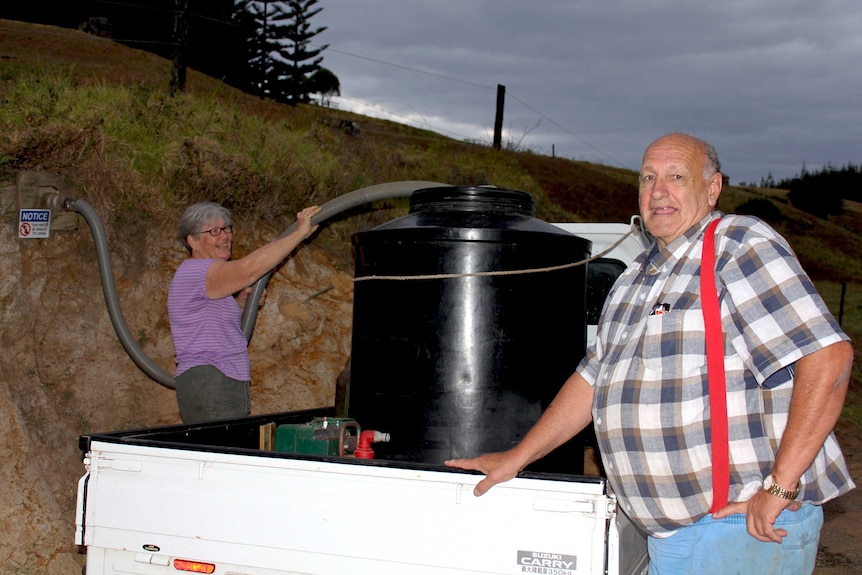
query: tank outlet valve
[{"left": 354, "top": 430, "right": 390, "bottom": 459}]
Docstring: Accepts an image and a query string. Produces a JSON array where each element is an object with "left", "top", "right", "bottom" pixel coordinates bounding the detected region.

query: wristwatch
[{"left": 763, "top": 474, "right": 800, "bottom": 500}]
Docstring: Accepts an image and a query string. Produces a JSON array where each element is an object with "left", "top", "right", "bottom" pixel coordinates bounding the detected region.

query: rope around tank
[{"left": 351, "top": 221, "right": 639, "bottom": 282}]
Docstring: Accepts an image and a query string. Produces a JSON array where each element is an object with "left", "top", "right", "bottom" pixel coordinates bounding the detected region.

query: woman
[{"left": 167, "top": 202, "right": 321, "bottom": 423}]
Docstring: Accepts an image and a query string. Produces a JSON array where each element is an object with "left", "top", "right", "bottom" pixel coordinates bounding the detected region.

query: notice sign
[{"left": 19, "top": 209, "right": 51, "bottom": 239}]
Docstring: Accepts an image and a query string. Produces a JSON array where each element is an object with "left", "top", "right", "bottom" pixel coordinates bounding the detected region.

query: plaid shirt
[{"left": 578, "top": 212, "right": 854, "bottom": 536}]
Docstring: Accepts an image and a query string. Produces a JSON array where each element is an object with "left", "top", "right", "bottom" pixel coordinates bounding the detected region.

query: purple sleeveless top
[{"left": 167, "top": 258, "right": 250, "bottom": 380}]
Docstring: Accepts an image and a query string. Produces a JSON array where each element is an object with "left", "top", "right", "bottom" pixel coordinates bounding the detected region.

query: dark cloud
[{"left": 316, "top": 1, "right": 862, "bottom": 185}]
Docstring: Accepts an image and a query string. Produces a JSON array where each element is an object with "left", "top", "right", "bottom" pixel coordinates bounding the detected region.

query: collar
[{"left": 638, "top": 211, "right": 724, "bottom": 276}]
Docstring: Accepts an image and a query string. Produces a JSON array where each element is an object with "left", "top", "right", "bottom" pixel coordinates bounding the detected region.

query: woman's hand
[
  {"left": 235, "top": 287, "right": 266, "bottom": 309},
  {"left": 296, "top": 206, "right": 322, "bottom": 240}
]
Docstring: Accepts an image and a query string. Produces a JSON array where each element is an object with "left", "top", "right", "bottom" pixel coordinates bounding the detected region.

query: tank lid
[{"left": 409, "top": 186, "right": 535, "bottom": 216}]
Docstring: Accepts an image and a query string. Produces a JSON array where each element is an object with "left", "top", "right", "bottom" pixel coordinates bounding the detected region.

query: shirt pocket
[{"left": 641, "top": 308, "right": 706, "bottom": 379}]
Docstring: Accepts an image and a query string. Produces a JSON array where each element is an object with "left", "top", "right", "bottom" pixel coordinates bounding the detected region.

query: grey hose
[
  {"left": 54, "top": 196, "right": 177, "bottom": 388},
  {"left": 54, "top": 181, "right": 449, "bottom": 389},
  {"left": 240, "top": 180, "right": 450, "bottom": 340}
]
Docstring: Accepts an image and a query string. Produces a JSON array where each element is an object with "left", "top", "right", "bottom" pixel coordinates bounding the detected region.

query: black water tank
[{"left": 349, "top": 186, "right": 592, "bottom": 473}]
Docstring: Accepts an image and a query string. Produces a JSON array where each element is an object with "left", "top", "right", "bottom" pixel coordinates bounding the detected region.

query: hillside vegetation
[
  {"left": 1, "top": 19, "right": 860, "bottom": 386},
  {"left": 4, "top": 25, "right": 861, "bottom": 313},
  {"left": 0, "top": 19, "right": 861, "bottom": 573},
  {"left": 3, "top": 20, "right": 861, "bottom": 273},
  {"left": 2, "top": 17, "right": 861, "bottom": 414}
]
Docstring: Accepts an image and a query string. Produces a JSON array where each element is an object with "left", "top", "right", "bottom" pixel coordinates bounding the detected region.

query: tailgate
[{"left": 80, "top": 442, "right": 617, "bottom": 575}]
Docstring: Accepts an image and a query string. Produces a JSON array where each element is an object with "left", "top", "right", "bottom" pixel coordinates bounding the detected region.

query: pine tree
[
  {"left": 234, "top": 0, "right": 331, "bottom": 104},
  {"left": 275, "top": 0, "right": 329, "bottom": 104},
  {"left": 234, "top": 1, "right": 279, "bottom": 99}
]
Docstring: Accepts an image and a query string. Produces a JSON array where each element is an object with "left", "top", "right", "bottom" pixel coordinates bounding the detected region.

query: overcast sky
[{"left": 313, "top": 1, "right": 862, "bottom": 186}]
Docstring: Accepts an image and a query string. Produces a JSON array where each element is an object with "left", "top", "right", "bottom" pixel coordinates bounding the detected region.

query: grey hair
[
  {"left": 178, "top": 202, "right": 232, "bottom": 254},
  {"left": 647, "top": 133, "right": 722, "bottom": 180},
  {"left": 703, "top": 140, "right": 722, "bottom": 179}
]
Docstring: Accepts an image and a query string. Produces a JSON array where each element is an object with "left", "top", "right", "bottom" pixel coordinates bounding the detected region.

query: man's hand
[
  {"left": 444, "top": 450, "right": 525, "bottom": 496},
  {"left": 445, "top": 372, "right": 595, "bottom": 497},
  {"left": 712, "top": 493, "right": 802, "bottom": 543}
]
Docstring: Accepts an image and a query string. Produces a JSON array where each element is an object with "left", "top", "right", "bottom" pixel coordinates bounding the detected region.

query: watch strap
[{"left": 765, "top": 475, "right": 800, "bottom": 500}]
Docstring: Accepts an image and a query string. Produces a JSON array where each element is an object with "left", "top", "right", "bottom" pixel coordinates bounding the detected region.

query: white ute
[{"left": 75, "top": 218, "right": 651, "bottom": 575}]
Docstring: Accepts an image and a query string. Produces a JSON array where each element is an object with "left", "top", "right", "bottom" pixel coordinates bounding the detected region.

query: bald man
[{"left": 447, "top": 133, "right": 854, "bottom": 575}]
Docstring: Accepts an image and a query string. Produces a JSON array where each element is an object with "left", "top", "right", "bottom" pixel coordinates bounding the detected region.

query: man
[{"left": 445, "top": 133, "right": 854, "bottom": 574}]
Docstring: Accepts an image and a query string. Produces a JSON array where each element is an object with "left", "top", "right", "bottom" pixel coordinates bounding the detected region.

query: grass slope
[{"left": 1, "top": 18, "right": 860, "bottom": 425}]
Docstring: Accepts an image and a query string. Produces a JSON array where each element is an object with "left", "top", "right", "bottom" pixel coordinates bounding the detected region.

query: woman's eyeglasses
[{"left": 200, "top": 225, "right": 234, "bottom": 236}]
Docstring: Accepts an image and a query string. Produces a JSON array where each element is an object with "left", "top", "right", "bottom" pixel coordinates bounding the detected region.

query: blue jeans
[{"left": 647, "top": 504, "right": 823, "bottom": 575}]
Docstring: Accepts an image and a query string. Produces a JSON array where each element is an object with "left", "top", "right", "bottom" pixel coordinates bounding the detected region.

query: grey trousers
[{"left": 175, "top": 364, "right": 250, "bottom": 424}]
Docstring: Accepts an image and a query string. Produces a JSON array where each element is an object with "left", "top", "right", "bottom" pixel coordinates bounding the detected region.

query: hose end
[{"left": 48, "top": 195, "right": 77, "bottom": 210}]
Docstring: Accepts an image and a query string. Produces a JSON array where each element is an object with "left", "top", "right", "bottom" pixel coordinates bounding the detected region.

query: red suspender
[{"left": 701, "top": 218, "right": 729, "bottom": 513}]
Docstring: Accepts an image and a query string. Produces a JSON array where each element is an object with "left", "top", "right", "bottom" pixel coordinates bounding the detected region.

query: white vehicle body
[
  {"left": 75, "top": 218, "right": 652, "bottom": 575},
  {"left": 554, "top": 217, "right": 650, "bottom": 343}
]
